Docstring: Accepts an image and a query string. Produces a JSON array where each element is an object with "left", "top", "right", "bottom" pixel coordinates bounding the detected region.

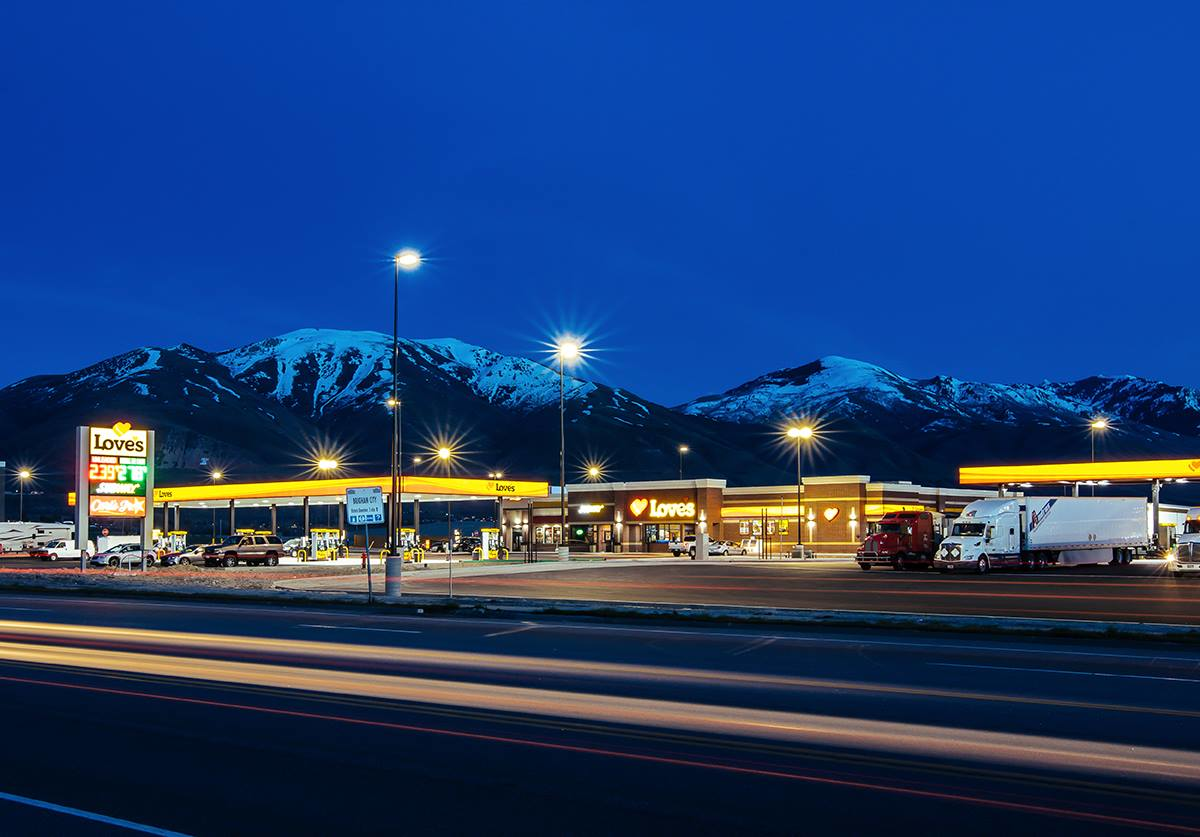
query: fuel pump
[
  {"left": 399, "top": 527, "right": 424, "bottom": 562},
  {"left": 474, "top": 527, "right": 508, "bottom": 560}
]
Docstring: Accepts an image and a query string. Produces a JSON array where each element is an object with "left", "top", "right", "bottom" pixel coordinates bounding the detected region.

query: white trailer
[
  {"left": 934, "top": 497, "right": 1149, "bottom": 574},
  {"left": 0, "top": 523, "right": 74, "bottom": 553}
]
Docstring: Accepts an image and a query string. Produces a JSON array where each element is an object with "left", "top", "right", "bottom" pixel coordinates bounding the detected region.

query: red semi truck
[{"left": 856, "top": 511, "right": 945, "bottom": 571}]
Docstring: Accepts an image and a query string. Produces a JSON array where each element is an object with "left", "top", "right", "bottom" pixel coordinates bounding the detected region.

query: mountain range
[{"left": 4, "top": 329, "right": 1199, "bottom": 505}]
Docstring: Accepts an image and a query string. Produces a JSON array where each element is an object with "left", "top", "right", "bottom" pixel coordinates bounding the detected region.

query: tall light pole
[
  {"left": 17, "top": 469, "right": 31, "bottom": 521},
  {"left": 392, "top": 249, "right": 421, "bottom": 559},
  {"left": 438, "top": 446, "right": 454, "bottom": 595},
  {"left": 786, "top": 426, "right": 815, "bottom": 552},
  {"left": 1090, "top": 418, "right": 1108, "bottom": 497},
  {"left": 210, "top": 470, "right": 223, "bottom": 540},
  {"left": 678, "top": 445, "right": 689, "bottom": 481},
  {"left": 556, "top": 339, "right": 580, "bottom": 556}
]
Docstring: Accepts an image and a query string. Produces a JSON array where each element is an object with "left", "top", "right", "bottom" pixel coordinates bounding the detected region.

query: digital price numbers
[{"left": 88, "top": 456, "right": 148, "bottom": 496}]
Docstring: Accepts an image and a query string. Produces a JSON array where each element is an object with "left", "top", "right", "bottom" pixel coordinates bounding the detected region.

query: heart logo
[
  {"left": 629, "top": 498, "right": 649, "bottom": 517},
  {"left": 823, "top": 507, "right": 840, "bottom": 522},
  {"left": 113, "top": 421, "right": 132, "bottom": 436}
]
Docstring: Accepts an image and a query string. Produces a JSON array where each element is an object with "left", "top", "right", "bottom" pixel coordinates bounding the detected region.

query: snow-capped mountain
[
  {"left": 217, "top": 329, "right": 594, "bottom": 418},
  {"left": 680, "top": 355, "right": 1200, "bottom": 439},
  {"left": 4, "top": 334, "right": 1200, "bottom": 504}
]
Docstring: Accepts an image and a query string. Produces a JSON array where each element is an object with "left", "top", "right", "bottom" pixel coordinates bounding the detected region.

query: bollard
[{"left": 385, "top": 555, "right": 403, "bottom": 598}]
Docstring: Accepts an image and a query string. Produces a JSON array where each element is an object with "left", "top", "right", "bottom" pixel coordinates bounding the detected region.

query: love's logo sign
[
  {"left": 629, "top": 498, "right": 649, "bottom": 517},
  {"left": 113, "top": 421, "right": 132, "bottom": 436},
  {"left": 823, "top": 507, "right": 840, "bottom": 522}
]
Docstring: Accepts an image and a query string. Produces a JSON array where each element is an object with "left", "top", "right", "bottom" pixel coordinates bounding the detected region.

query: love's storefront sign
[{"left": 628, "top": 497, "right": 696, "bottom": 520}]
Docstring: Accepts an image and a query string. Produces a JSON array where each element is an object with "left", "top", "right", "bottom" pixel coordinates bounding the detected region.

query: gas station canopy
[
  {"left": 960, "top": 458, "right": 1200, "bottom": 486},
  {"left": 70, "top": 475, "right": 549, "bottom": 507}
]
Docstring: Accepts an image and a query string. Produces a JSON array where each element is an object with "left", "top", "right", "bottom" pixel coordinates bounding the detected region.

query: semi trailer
[{"left": 934, "top": 497, "right": 1148, "bottom": 573}]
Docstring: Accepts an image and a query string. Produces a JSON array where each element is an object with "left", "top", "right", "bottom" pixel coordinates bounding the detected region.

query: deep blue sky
[{"left": 3, "top": 2, "right": 1197, "bottom": 405}]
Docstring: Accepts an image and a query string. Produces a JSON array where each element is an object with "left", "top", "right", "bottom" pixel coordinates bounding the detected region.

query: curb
[{"left": 0, "top": 578, "right": 1198, "bottom": 643}]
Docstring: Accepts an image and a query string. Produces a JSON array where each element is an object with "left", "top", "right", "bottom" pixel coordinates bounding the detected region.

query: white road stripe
[
  {"left": 484, "top": 623, "right": 538, "bottom": 638},
  {"left": 0, "top": 789, "right": 189, "bottom": 835},
  {"left": 297, "top": 624, "right": 421, "bottom": 635},
  {"left": 930, "top": 662, "right": 1200, "bottom": 684}
]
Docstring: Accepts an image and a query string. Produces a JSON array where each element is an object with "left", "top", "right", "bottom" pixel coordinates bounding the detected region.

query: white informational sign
[{"left": 346, "top": 486, "right": 385, "bottom": 526}]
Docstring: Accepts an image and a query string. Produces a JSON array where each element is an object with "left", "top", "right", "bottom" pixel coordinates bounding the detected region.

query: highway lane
[
  {"left": 0, "top": 595, "right": 1196, "bottom": 832},
  {"left": 367, "top": 560, "right": 1200, "bottom": 625}
]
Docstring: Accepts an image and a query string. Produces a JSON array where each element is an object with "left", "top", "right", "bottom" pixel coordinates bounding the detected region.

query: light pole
[
  {"left": 392, "top": 249, "right": 421, "bottom": 559},
  {"left": 17, "top": 469, "right": 31, "bottom": 521},
  {"left": 786, "top": 426, "right": 815, "bottom": 553},
  {"left": 438, "top": 446, "right": 454, "bottom": 595},
  {"left": 210, "top": 470, "right": 223, "bottom": 540},
  {"left": 1090, "top": 418, "right": 1108, "bottom": 496},
  {"left": 677, "top": 445, "right": 689, "bottom": 481},
  {"left": 556, "top": 339, "right": 580, "bottom": 557}
]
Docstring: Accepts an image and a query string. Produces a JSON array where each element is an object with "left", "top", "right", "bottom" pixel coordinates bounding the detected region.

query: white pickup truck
[
  {"left": 668, "top": 535, "right": 696, "bottom": 557},
  {"left": 30, "top": 538, "right": 94, "bottom": 561}
]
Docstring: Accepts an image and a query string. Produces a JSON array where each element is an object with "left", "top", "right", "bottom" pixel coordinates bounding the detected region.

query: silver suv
[{"left": 204, "top": 534, "right": 284, "bottom": 567}]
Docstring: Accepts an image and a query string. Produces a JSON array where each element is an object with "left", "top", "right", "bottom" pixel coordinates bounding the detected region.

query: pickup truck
[
  {"left": 31, "top": 538, "right": 94, "bottom": 561},
  {"left": 668, "top": 535, "right": 697, "bottom": 557}
]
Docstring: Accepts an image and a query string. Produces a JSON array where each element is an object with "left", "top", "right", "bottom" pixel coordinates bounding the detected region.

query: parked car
[
  {"left": 282, "top": 537, "right": 306, "bottom": 557},
  {"left": 707, "top": 540, "right": 730, "bottom": 556},
  {"left": 204, "top": 534, "right": 284, "bottom": 567},
  {"left": 89, "top": 542, "right": 156, "bottom": 568},
  {"left": 160, "top": 544, "right": 210, "bottom": 566},
  {"left": 30, "top": 539, "right": 94, "bottom": 562}
]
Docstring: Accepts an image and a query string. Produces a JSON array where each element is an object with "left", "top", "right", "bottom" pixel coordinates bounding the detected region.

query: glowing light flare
[
  {"left": 17, "top": 469, "right": 32, "bottom": 481},
  {"left": 1090, "top": 418, "right": 1110, "bottom": 431},
  {"left": 787, "top": 426, "right": 815, "bottom": 440},
  {"left": 394, "top": 249, "right": 422, "bottom": 270}
]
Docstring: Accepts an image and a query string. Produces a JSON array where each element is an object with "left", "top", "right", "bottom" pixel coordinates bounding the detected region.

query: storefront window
[{"left": 739, "top": 521, "right": 750, "bottom": 535}]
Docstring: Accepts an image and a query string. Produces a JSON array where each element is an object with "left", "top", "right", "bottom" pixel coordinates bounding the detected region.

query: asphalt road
[
  {"left": 369, "top": 559, "right": 1200, "bottom": 625},
  {"left": 0, "top": 593, "right": 1196, "bottom": 834}
]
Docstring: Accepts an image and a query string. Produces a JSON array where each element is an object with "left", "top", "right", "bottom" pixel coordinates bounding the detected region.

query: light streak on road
[{"left": 0, "top": 631, "right": 1197, "bottom": 786}]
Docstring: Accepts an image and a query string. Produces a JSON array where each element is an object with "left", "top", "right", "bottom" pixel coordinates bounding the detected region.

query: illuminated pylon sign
[{"left": 75, "top": 423, "right": 156, "bottom": 557}]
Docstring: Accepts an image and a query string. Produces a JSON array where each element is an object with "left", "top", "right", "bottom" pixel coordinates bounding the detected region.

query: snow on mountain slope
[
  {"left": 679, "top": 356, "right": 1200, "bottom": 436},
  {"left": 217, "top": 328, "right": 594, "bottom": 417}
]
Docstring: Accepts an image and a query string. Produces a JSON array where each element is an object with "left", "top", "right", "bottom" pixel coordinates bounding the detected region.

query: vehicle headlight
[{"left": 1166, "top": 551, "right": 1176, "bottom": 561}]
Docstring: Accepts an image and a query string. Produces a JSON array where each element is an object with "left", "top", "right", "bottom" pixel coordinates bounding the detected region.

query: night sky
[{"left": 3, "top": 2, "right": 1197, "bottom": 405}]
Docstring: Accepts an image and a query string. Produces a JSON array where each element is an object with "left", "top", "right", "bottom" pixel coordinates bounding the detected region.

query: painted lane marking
[
  {"left": 931, "top": 662, "right": 1200, "bottom": 684},
  {"left": 297, "top": 625, "right": 421, "bottom": 635},
  {"left": 484, "top": 623, "right": 538, "bottom": 638},
  {"left": 0, "top": 789, "right": 189, "bottom": 836}
]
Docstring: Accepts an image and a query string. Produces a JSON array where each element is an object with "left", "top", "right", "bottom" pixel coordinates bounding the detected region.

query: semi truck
[
  {"left": 1169, "top": 507, "right": 1200, "bottom": 577},
  {"left": 934, "top": 497, "right": 1148, "bottom": 574},
  {"left": 855, "top": 511, "right": 945, "bottom": 571}
]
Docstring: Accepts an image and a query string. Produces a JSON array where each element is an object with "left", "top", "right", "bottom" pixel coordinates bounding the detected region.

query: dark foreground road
[
  {"left": 0, "top": 592, "right": 1197, "bottom": 834},
  {"left": 385, "top": 559, "right": 1200, "bottom": 625}
]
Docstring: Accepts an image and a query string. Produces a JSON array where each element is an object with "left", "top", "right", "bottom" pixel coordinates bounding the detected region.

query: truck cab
[
  {"left": 1170, "top": 508, "right": 1200, "bottom": 576},
  {"left": 934, "top": 499, "right": 1023, "bottom": 573},
  {"left": 856, "top": 511, "right": 944, "bottom": 570}
]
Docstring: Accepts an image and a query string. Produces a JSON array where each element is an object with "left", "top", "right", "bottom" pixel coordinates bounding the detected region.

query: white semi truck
[
  {"left": 934, "top": 497, "right": 1148, "bottom": 574},
  {"left": 1169, "top": 507, "right": 1200, "bottom": 577}
]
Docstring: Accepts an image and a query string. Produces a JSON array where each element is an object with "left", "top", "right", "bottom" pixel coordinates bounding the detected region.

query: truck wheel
[
  {"left": 859, "top": 563, "right": 871, "bottom": 572},
  {"left": 48, "top": 554, "right": 58, "bottom": 561},
  {"left": 688, "top": 548, "right": 696, "bottom": 559},
  {"left": 892, "top": 558, "right": 904, "bottom": 571},
  {"left": 672, "top": 550, "right": 681, "bottom": 557},
  {"left": 266, "top": 553, "right": 279, "bottom": 567},
  {"left": 976, "top": 555, "right": 990, "bottom": 574}
]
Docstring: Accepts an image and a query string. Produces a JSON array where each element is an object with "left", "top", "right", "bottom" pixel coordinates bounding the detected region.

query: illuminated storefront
[{"left": 505, "top": 476, "right": 998, "bottom": 554}]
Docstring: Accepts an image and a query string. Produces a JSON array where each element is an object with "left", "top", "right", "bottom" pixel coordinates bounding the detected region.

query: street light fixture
[
  {"left": 316, "top": 458, "right": 339, "bottom": 473},
  {"left": 16, "top": 469, "right": 32, "bottom": 521},
  {"left": 677, "top": 445, "right": 689, "bottom": 481},
  {"left": 587, "top": 465, "right": 602, "bottom": 481},
  {"left": 391, "top": 249, "right": 421, "bottom": 563},
  {"left": 555, "top": 338, "right": 583, "bottom": 558},
  {"left": 786, "top": 425, "right": 816, "bottom": 553}
]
